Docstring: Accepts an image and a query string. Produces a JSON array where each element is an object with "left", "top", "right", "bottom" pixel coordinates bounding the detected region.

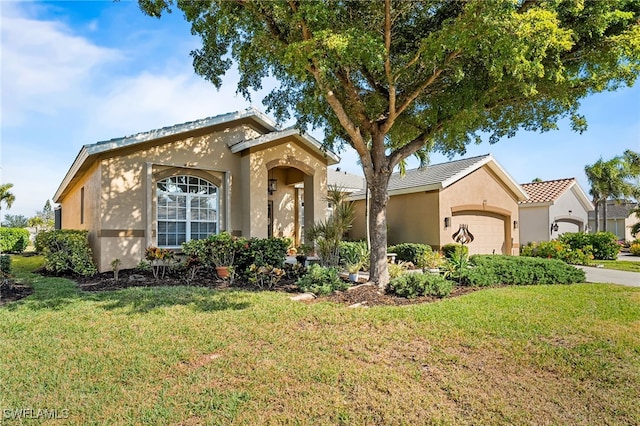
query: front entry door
[{"left": 267, "top": 200, "right": 273, "bottom": 237}]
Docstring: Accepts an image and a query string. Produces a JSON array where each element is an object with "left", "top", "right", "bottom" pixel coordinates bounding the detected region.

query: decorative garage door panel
[{"left": 452, "top": 212, "right": 506, "bottom": 255}]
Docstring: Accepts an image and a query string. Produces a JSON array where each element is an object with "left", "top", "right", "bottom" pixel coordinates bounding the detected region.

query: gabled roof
[
  {"left": 519, "top": 178, "right": 593, "bottom": 211},
  {"left": 228, "top": 127, "right": 339, "bottom": 165},
  {"left": 349, "top": 154, "right": 528, "bottom": 201},
  {"left": 54, "top": 108, "right": 338, "bottom": 202}
]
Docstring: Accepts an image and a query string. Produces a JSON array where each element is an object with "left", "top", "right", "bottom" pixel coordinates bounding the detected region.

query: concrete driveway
[{"left": 577, "top": 254, "right": 640, "bottom": 287}]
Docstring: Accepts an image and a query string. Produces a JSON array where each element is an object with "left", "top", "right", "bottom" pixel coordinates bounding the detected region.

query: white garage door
[{"left": 452, "top": 212, "right": 506, "bottom": 255}]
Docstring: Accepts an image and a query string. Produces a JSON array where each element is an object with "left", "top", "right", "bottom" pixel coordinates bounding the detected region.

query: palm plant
[{"left": 306, "top": 185, "right": 355, "bottom": 267}]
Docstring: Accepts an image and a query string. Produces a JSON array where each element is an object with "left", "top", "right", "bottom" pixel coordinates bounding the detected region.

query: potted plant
[
  {"left": 210, "top": 232, "right": 237, "bottom": 279},
  {"left": 346, "top": 261, "right": 362, "bottom": 282},
  {"left": 295, "top": 243, "right": 313, "bottom": 265},
  {"left": 421, "top": 251, "right": 445, "bottom": 274}
]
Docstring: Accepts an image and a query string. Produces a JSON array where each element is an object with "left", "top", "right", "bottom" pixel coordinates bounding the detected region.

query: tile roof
[{"left": 519, "top": 178, "right": 575, "bottom": 204}]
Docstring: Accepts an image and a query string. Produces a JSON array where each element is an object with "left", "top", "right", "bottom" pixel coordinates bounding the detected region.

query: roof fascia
[
  {"left": 230, "top": 128, "right": 340, "bottom": 165},
  {"left": 53, "top": 147, "right": 89, "bottom": 202},
  {"left": 569, "top": 181, "right": 595, "bottom": 211}
]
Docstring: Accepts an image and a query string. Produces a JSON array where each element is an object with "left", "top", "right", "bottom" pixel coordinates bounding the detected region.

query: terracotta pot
[{"left": 216, "top": 266, "right": 230, "bottom": 279}]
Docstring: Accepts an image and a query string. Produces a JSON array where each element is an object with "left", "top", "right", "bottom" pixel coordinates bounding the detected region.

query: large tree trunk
[
  {"left": 602, "top": 199, "right": 608, "bottom": 232},
  {"left": 593, "top": 201, "right": 599, "bottom": 232},
  {"left": 367, "top": 173, "right": 392, "bottom": 290}
]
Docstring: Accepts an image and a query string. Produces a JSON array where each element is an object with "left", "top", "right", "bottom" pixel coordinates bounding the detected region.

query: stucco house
[
  {"left": 53, "top": 108, "right": 339, "bottom": 272},
  {"left": 348, "top": 154, "right": 528, "bottom": 255},
  {"left": 588, "top": 200, "right": 638, "bottom": 241},
  {"left": 518, "top": 178, "right": 593, "bottom": 245}
]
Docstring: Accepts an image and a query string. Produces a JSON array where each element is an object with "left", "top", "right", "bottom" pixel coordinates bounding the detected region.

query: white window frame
[{"left": 156, "top": 175, "right": 219, "bottom": 248}]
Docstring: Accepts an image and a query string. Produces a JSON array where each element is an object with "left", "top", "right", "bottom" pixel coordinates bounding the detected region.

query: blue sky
[{"left": 1, "top": 1, "right": 639, "bottom": 219}]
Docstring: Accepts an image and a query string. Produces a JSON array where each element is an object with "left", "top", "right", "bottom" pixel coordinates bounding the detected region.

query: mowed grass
[
  {"left": 1, "top": 256, "right": 639, "bottom": 425},
  {"left": 596, "top": 259, "right": 640, "bottom": 272}
]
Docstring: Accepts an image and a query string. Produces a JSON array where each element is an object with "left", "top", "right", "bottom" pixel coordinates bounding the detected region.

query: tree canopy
[{"left": 139, "top": 0, "right": 640, "bottom": 287}]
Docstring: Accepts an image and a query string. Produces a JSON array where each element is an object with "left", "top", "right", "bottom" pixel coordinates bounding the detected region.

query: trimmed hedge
[
  {"left": 388, "top": 243, "right": 432, "bottom": 265},
  {"left": 389, "top": 272, "right": 453, "bottom": 298},
  {"left": 0, "top": 227, "right": 29, "bottom": 254},
  {"left": 465, "top": 255, "right": 585, "bottom": 286},
  {"left": 36, "top": 230, "right": 97, "bottom": 276}
]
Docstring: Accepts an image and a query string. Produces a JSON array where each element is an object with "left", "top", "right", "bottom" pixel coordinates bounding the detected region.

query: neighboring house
[
  {"left": 349, "top": 154, "right": 528, "bottom": 255},
  {"left": 518, "top": 178, "right": 593, "bottom": 245},
  {"left": 53, "top": 108, "right": 339, "bottom": 272},
  {"left": 327, "top": 168, "right": 366, "bottom": 194},
  {"left": 588, "top": 200, "right": 638, "bottom": 241}
]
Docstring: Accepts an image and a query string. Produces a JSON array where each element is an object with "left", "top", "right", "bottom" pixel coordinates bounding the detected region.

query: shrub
[
  {"left": 145, "top": 246, "right": 175, "bottom": 279},
  {"left": 420, "top": 251, "right": 445, "bottom": 270},
  {"left": 630, "top": 243, "right": 640, "bottom": 256},
  {"left": 0, "top": 227, "right": 29, "bottom": 254},
  {"left": 38, "top": 230, "right": 97, "bottom": 276},
  {"left": 388, "top": 243, "right": 432, "bottom": 265},
  {"left": 339, "top": 241, "right": 369, "bottom": 269},
  {"left": 1, "top": 254, "right": 11, "bottom": 275},
  {"left": 296, "top": 264, "right": 348, "bottom": 296},
  {"left": 585, "top": 232, "right": 620, "bottom": 260},
  {"left": 520, "top": 240, "right": 593, "bottom": 265},
  {"left": 247, "top": 264, "right": 285, "bottom": 289},
  {"left": 468, "top": 255, "right": 585, "bottom": 285},
  {"left": 441, "top": 243, "right": 468, "bottom": 260},
  {"left": 388, "top": 261, "right": 411, "bottom": 279},
  {"left": 389, "top": 272, "right": 453, "bottom": 298},
  {"left": 235, "top": 237, "right": 290, "bottom": 276}
]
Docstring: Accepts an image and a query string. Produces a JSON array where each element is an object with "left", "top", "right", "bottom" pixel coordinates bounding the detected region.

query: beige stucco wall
[
  {"left": 60, "top": 125, "right": 330, "bottom": 272},
  {"left": 58, "top": 160, "right": 103, "bottom": 264},
  {"left": 439, "top": 167, "right": 519, "bottom": 254},
  {"left": 350, "top": 165, "right": 520, "bottom": 254},
  {"left": 244, "top": 138, "right": 328, "bottom": 240}
]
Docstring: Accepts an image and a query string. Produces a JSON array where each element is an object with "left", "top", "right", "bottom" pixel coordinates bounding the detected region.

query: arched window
[{"left": 156, "top": 175, "right": 218, "bottom": 247}]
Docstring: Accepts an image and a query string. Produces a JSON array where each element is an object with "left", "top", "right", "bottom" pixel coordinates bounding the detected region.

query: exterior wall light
[
  {"left": 268, "top": 178, "right": 277, "bottom": 195},
  {"left": 444, "top": 217, "right": 451, "bottom": 228},
  {"left": 513, "top": 220, "right": 518, "bottom": 229}
]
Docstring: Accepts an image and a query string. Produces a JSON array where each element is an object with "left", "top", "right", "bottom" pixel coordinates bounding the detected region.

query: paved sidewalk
[{"left": 576, "top": 265, "right": 640, "bottom": 287}]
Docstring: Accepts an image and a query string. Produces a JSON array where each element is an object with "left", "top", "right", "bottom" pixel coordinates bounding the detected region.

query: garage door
[{"left": 452, "top": 212, "right": 506, "bottom": 255}]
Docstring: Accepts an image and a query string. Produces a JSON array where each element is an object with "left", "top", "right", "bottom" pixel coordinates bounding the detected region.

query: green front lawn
[
  {"left": 594, "top": 259, "right": 640, "bottom": 272},
  {"left": 2, "top": 255, "right": 639, "bottom": 425}
]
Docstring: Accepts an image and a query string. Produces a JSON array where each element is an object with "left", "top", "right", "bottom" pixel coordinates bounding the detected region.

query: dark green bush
[
  {"left": 441, "top": 243, "right": 469, "bottom": 260},
  {"left": 389, "top": 272, "right": 453, "bottom": 298},
  {"left": 235, "top": 237, "right": 290, "bottom": 277},
  {"left": 38, "top": 230, "right": 97, "bottom": 276},
  {"left": 0, "top": 228, "right": 29, "bottom": 254},
  {"left": 559, "top": 231, "right": 620, "bottom": 260},
  {"left": 182, "top": 234, "right": 290, "bottom": 280},
  {"left": 388, "top": 243, "right": 432, "bottom": 265},
  {"left": 1, "top": 254, "right": 11, "bottom": 275},
  {"left": 467, "top": 255, "right": 585, "bottom": 285},
  {"left": 296, "top": 264, "right": 348, "bottom": 296}
]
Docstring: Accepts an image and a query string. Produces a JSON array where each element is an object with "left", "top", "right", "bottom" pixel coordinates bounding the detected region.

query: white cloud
[{"left": 0, "top": 4, "right": 121, "bottom": 126}]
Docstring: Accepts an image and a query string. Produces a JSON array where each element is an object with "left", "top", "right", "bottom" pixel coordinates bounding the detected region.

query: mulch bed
[
  {"left": 2, "top": 269, "right": 480, "bottom": 308},
  {"left": 0, "top": 280, "right": 34, "bottom": 305}
]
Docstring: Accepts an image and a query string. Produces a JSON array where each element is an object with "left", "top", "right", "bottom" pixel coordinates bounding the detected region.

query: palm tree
[
  {"left": 586, "top": 154, "right": 639, "bottom": 233},
  {"left": 0, "top": 183, "right": 15, "bottom": 221},
  {"left": 0, "top": 183, "right": 16, "bottom": 256}
]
